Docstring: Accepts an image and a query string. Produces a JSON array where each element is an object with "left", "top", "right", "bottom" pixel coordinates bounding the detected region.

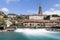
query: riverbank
[
  {"left": 0, "top": 31, "right": 60, "bottom": 40},
  {"left": 0, "top": 30, "right": 8, "bottom": 32},
  {"left": 0, "top": 27, "right": 60, "bottom": 32}
]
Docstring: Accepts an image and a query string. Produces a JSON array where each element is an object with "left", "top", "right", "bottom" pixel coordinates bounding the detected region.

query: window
[
  {"left": 25, "top": 24, "right": 27, "bottom": 26},
  {"left": 30, "top": 24, "right": 32, "bottom": 26},
  {"left": 37, "top": 24, "right": 40, "bottom": 26}
]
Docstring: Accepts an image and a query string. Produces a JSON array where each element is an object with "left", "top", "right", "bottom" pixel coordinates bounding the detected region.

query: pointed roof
[
  {"left": 38, "top": 2, "right": 42, "bottom": 15},
  {"left": 23, "top": 19, "right": 60, "bottom": 23}
]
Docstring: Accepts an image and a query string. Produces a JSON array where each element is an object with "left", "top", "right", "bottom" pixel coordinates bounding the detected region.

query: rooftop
[{"left": 23, "top": 19, "right": 60, "bottom": 23}]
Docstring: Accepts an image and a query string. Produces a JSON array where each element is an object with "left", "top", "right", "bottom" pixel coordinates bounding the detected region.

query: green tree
[
  {"left": 44, "top": 15, "right": 50, "bottom": 20},
  {"left": 17, "top": 15, "right": 25, "bottom": 20},
  {"left": 52, "top": 14, "right": 60, "bottom": 17}
]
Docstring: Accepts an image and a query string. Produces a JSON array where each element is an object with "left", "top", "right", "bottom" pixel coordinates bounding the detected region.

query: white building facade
[{"left": 29, "top": 15, "right": 44, "bottom": 20}]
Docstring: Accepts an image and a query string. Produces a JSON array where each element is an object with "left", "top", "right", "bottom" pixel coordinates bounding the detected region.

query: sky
[{"left": 0, "top": 0, "right": 60, "bottom": 15}]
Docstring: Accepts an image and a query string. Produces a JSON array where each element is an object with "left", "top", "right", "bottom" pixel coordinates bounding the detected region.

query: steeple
[{"left": 38, "top": 3, "right": 42, "bottom": 15}]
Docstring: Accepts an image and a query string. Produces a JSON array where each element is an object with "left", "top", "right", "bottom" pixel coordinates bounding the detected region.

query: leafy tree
[
  {"left": 17, "top": 15, "right": 25, "bottom": 20},
  {"left": 44, "top": 15, "right": 50, "bottom": 20},
  {"left": 52, "top": 14, "right": 60, "bottom": 17}
]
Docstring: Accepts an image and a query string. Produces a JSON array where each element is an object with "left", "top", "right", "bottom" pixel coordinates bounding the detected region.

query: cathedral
[
  {"left": 21, "top": 4, "right": 60, "bottom": 28},
  {"left": 23, "top": 4, "right": 48, "bottom": 20}
]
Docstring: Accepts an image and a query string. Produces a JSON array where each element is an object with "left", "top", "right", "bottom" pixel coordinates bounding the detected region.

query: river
[{"left": 0, "top": 28, "right": 60, "bottom": 40}]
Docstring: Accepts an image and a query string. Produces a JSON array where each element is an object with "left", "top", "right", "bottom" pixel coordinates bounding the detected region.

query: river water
[{"left": 0, "top": 28, "right": 60, "bottom": 40}]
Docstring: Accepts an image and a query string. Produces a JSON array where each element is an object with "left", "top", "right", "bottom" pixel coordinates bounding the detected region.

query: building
[
  {"left": 20, "top": 4, "right": 60, "bottom": 28},
  {"left": 38, "top": 4, "right": 42, "bottom": 15},
  {"left": 29, "top": 14, "right": 48, "bottom": 20},
  {"left": 0, "top": 15, "right": 4, "bottom": 18},
  {"left": 50, "top": 15, "right": 60, "bottom": 20},
  {"left": 8, "top": 13, "right": 18, "bottom": 18},
  {"left": 22, "top": 19, "right": 60, "bottom": 28},
  {"left": 23, "top": 4, "right": 48, "bottom": 20},
  {"left": 5, "top": 20, "right": 13, "bottom": 27}
]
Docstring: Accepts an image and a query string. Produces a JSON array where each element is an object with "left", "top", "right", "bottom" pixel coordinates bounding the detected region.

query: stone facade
[
  {"left": 29, "top": 15, "right": 44, "bottom": 20},
  {"left": 22, "top": 19, "right": 60, "bottom": 28},
  {"left": 8, "top": 13, "right": 17, "bottom": 18},
  {"left": 0, "top": 15, "right": 4, "bottom": 18},
  {"left": 23, "top": 22, "right": 44, "bottom": 28}
]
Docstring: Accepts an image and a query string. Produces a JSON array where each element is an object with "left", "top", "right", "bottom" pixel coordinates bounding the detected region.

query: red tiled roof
[{"left": 23, "top": 19, "right": 60, "bottom": 23}]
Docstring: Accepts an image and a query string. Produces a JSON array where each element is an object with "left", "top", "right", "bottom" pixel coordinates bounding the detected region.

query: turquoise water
[{"left": 0, "top": 29, "right": 60, "bottom": 40}]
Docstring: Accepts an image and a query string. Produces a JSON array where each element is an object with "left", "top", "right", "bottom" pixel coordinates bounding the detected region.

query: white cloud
[
  {"left": 54, "top": 4, "right": 60, "bottom": 7},
  {"left": 6, "top": 0, "right": 30, "bottom": 4},
  {"left": 1, "top": 8, "right": 9, "bottom": 13},
  {"left": 43, "top": 8, "right": 60, "bottom": 15},
  {"left": 6, "top": 0, "right": 20, "bottom": 4},
  {"left": 44, "top": 4, "right": 60, "bottom": 15}
]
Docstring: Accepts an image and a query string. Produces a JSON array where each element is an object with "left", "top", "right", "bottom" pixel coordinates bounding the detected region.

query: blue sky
[{"left": 0, "top": 0, "right": 60, "bottom": 15}]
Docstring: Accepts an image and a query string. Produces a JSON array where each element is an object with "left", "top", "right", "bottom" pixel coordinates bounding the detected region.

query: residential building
[
  {"left": 0, "top": 11, "right": 5, "bottom": 18},
  {"left": 29, "top": 14, "right": 48, "bottom": 20},
  {"left": 0, "top": 15, "right": 4, "bottom": 18},
  {"left": 50, "top": 15, "right": 60, "bottom": 20},
  {"left": 8, "top": 13, "right": 18, "bottom": 18},
  {"left": 5, "top": 20, "right": 13, "bottom": 27},
  {"left": 22, "top": 19, "right": 60, "bottom": 28}
]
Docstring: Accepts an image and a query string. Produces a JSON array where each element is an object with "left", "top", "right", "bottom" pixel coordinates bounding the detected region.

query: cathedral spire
[{"left": 38, "top": 3, "right": 42, "bottom": 15}]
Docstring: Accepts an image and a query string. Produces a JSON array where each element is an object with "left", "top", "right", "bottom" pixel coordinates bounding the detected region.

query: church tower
[{"left": 38, "top": 4, "right": 42, "bottom": 15}]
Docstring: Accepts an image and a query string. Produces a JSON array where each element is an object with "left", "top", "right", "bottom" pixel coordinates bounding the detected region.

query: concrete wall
[
  {"left": 8, "top": 15, "right": 17, "bottom": 18},
  {"left": 50, "top": 16, "right": 60, "bottom": 20},
  {"left": 50, "top": 17, "right": 58, "bottom": 20},
  {"left": 0, "top": 16, "right": 4, "bottom": 18},
  {"left": 23, "top": 22, "right": 45, "bottom": 27},
  {"left": 29, "top": 16, "right": 44, "bottom": 20},
  {"left": 23, "top": 22, "right": 60, "bottom": 27}
]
